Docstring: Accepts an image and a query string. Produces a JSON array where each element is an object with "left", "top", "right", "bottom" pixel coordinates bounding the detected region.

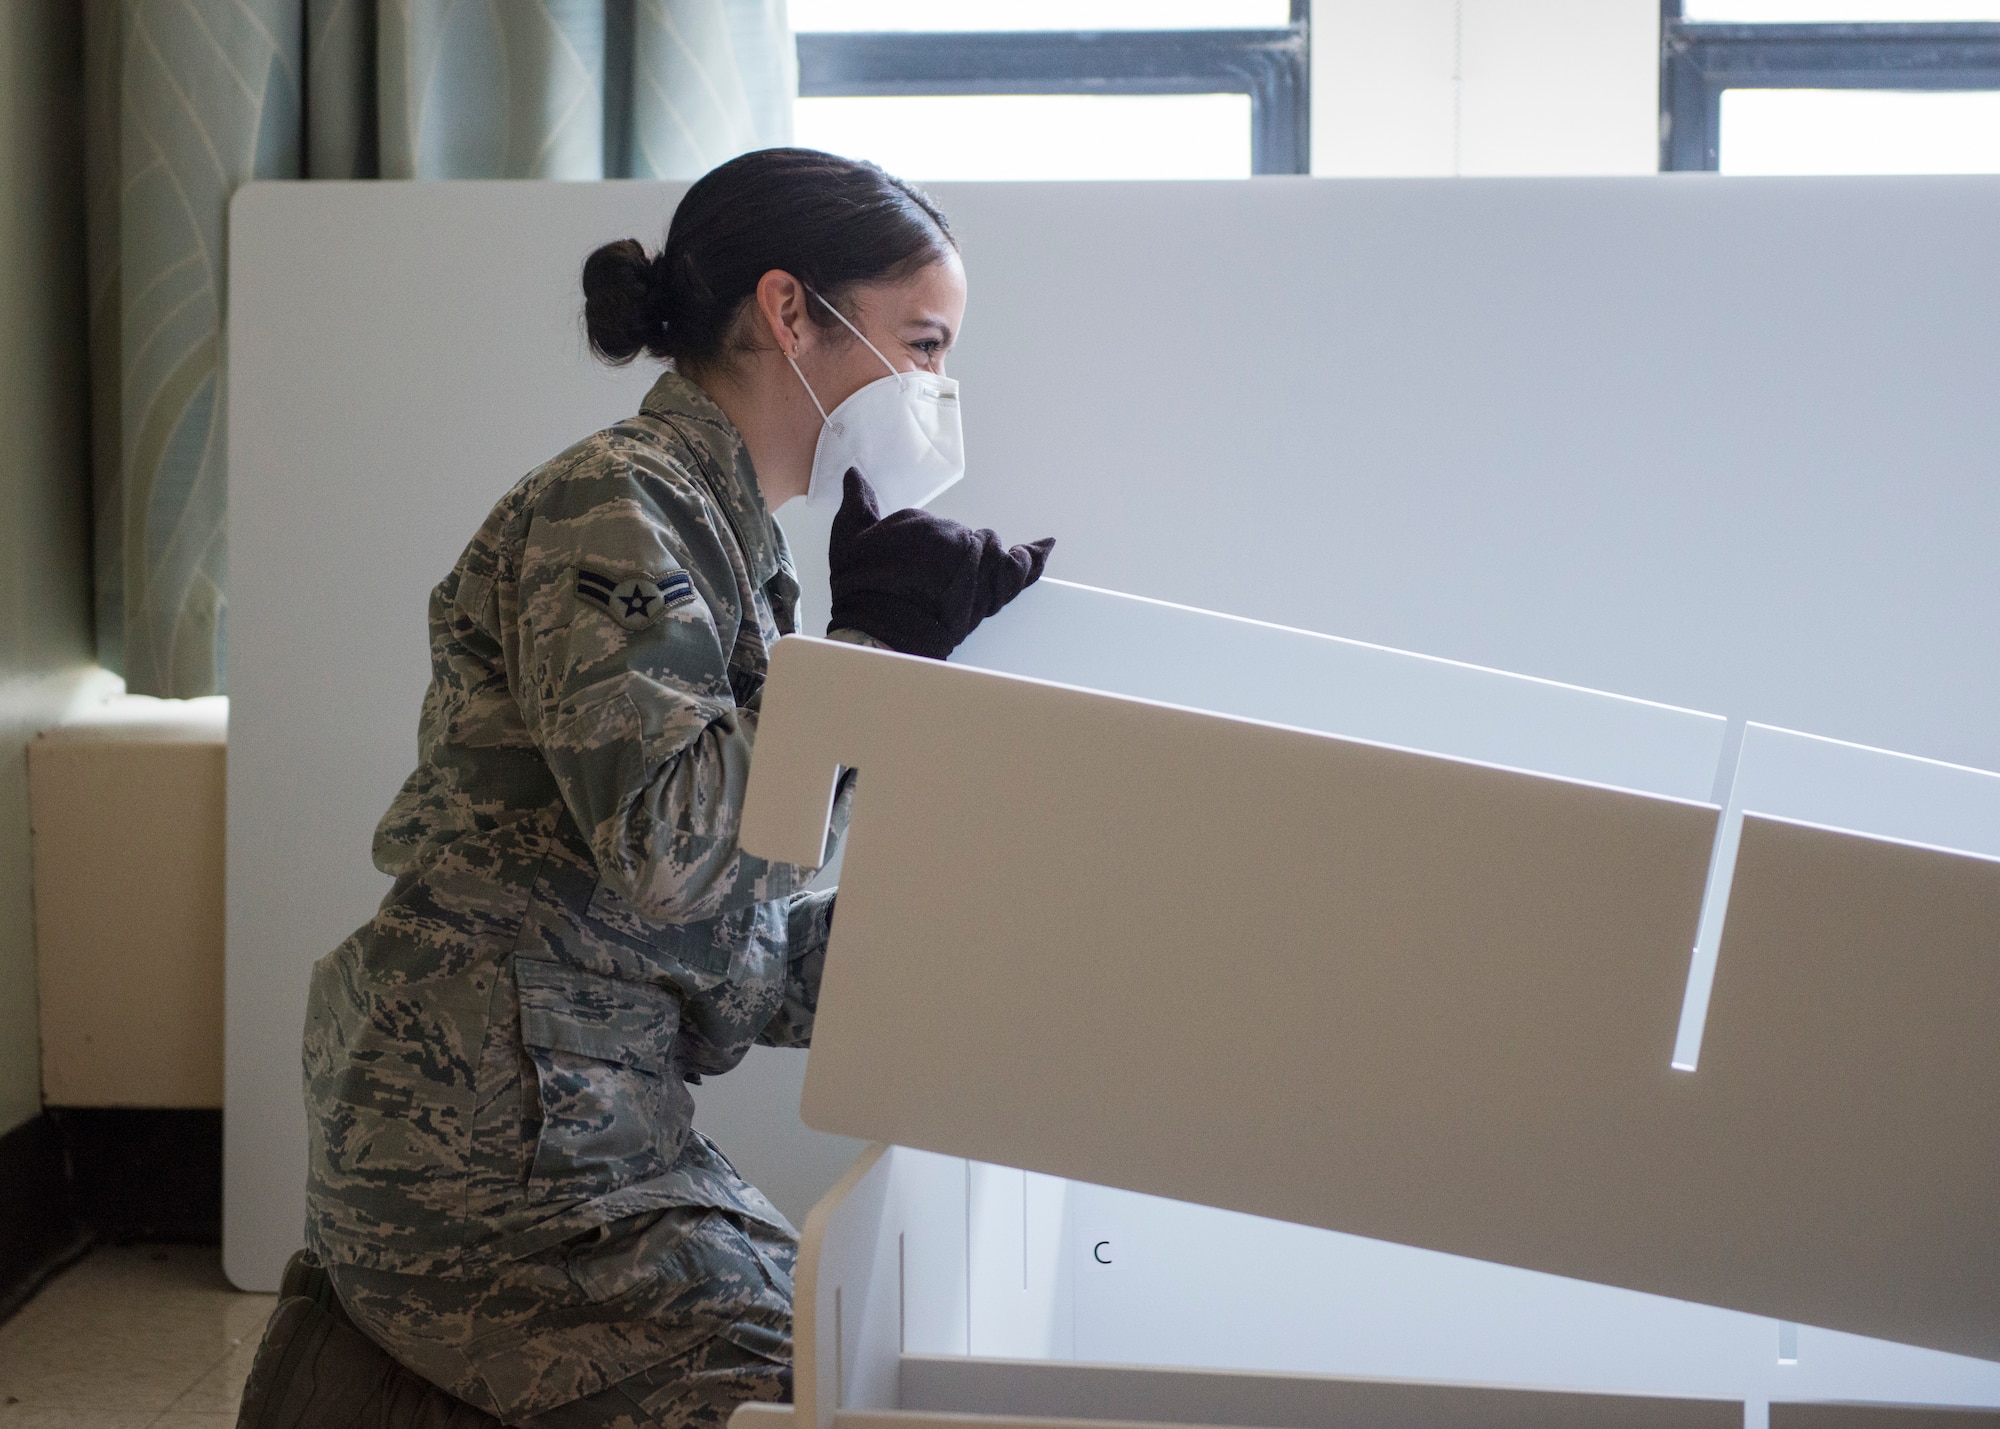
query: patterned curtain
[{"left": 85, "top": 0, "right": 795, "bottom": 697}]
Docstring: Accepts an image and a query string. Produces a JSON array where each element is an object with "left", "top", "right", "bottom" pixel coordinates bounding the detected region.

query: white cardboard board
[
  {"left": 1677, "top": 724, "right": 2000, "bottom": 1068},
  {"left": 955, "top": 580, "right": 1726, "bottom": 802},
  {"left": 899, "top": 1357, "right": 1744, "bottom": 1429},
  {"left": 1058, "top": 1183, "right": 2000, "bottom": 1412},
  {"left": 746, "top": 638, "right": 1723, "bottom": 1303},
  {"left": 1683, "top": 814, "right": 2000, "bottom": 1362},
  {"left": 788, "top": 1141, "right": 2000, "bottom": 1429},
  {"left": 743, "top": 635, "right": 2000, "bottom": 1364}
]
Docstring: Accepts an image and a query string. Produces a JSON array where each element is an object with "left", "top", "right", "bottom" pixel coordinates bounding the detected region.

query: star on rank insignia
[{"left": 575, "top": 567, "right": 696, "bottom": 630}]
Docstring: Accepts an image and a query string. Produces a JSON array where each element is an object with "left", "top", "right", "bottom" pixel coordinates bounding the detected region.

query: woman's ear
[{"left": 755, "top": 270, "right": 810, "bottom": 359}]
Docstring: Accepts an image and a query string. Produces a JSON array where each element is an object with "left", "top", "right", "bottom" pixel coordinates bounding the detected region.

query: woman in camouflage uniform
[{"left": 238, "top": 150, "right": 1052, "bottom": 1429}]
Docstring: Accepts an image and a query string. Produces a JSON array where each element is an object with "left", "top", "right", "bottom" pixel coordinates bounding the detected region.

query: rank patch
[{"left": 576, "top": 567, "right": 696, "bottom": 630}]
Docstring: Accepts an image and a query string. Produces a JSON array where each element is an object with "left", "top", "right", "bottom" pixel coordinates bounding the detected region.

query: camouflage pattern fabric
[
  {"left": 331, "top": 1134, "right": 796, "bottom": 1425},
  {"left": 304, "top": 371, "right": 849, "bottom": 1425},
  {"left": 521, "top": 1314, "right": 792, "bottom": 1429}
]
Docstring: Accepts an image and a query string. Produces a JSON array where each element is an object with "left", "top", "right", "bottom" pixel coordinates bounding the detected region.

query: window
[
  {"left": 1662, "top": 2, "right": 2000, "bottom": 173},
  {"left": 792, "top": 0, "right": 1310, "bottom": 181},
  {"left": 1718, "top": 87, "right": 2000, "bottom": 172}
]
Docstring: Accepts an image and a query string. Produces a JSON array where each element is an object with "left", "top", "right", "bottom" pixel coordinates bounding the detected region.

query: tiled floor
[{"left": 0, "top": 1245, "right": 276, "bottom": 1428}]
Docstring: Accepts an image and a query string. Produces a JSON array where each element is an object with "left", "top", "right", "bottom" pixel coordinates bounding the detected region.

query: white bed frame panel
[
  {"left": 1676, "top": 724, "right": 2000, "bottom": 1068},
  {"left": 746, "top": 638, "right": 1722, "bottom": 1264},
  {"left": 788, "top": 1152, "right": 2000, "bottom": 1429},
  {"left": 790, "top": 1144, "right": 1760, "bottom": 1429},
  {"left": 897, "top": 1356, "right": 1747, "bottom": 1429},
  {"left": 951, "top": 580, "right": 1728, "bottom": 802},
  {"left": 1690, "top": 812, "right": 2000, "bottom": 1359},
  {"left": 744, "top": 634, "right": 2000, "bottom": 1361}
]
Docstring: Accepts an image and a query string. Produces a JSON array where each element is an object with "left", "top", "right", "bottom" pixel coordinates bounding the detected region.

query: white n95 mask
[{"left": 786, "top": 288, "right": 964, "bottom": 514}]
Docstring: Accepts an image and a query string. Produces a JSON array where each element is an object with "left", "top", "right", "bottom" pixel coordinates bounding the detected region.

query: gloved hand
[{"left": 827, "top": 470, "right": 1055, "bottom": 660}]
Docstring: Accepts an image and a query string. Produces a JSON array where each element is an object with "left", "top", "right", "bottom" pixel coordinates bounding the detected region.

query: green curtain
[{"left": 86, "top": 0, "right": 795, "bottom": 697}]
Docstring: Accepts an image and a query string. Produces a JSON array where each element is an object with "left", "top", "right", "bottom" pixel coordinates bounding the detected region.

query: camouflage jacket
[{"left": 305, "top": 372, "right": 839, "bottom": 1276}]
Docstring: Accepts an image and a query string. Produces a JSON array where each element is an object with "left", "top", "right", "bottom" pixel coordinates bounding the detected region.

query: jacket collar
[{"left": 638, "top": 370, "right": 784, "bottom": 588}]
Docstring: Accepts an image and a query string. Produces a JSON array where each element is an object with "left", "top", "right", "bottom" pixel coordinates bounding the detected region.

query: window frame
[
  {"left": 794, "top": 1, "right": 1311, "bottom": 176},
  {"left": 1661, "top": 10, "right": 2000, "bottom": 171}
]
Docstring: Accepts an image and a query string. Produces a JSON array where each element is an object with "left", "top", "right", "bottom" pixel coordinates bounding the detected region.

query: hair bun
[
  {"left": 582, "top": 237, "right": 670, "bottom": 365},
  {"left": 580, "top": 149, "right": 957, "bottom": 376}
]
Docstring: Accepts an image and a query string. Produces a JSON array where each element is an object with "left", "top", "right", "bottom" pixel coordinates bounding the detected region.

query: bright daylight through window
[
  {"left": 790, "top": 0, "right": 1292, "bottom": 181},
  {"left": 1720, "top": 88, "right": 2000, "bottom": 171},
  {"left": 794, "top": 94, "right": 1253, "bottom": 181}
]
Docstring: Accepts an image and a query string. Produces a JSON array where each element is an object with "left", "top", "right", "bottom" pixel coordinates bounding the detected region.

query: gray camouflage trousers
[{"left": 328, "top": 1136, "right": 797, "bottom": 1429}]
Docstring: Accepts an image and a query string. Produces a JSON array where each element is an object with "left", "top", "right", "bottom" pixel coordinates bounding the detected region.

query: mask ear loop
[
  {"left": 785, "top": 349, "right": 832, "bottom": 426},
  {"left": 806, "top": 285, "right": 901, "bottom": 379}
]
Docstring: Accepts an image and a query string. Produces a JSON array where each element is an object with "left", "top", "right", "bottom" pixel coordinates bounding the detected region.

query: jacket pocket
[{"left": 514, "top": 958, "right": 690, "bottom": 1202}]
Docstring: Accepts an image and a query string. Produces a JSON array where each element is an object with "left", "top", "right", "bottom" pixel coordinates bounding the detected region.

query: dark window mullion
[
  {"left": 796, "top": 29, "right": 1298, "bottom": 93},
  {"left": 1662, "top": 21, "right": 2000, "bottom": 172},
  {"left": 796, "top": 22, "right": 1311, "bottom": 175}
]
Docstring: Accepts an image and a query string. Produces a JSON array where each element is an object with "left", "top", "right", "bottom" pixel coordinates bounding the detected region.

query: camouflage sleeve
[
  {"left": 515, "top": 447, "right": 808, "bottom": 923},
  {"left": 759, "top": 888, "right": 836, "bottom": 1048},
  {"left": 756, "top": 765, "right": 859, "bottom": 1047}
]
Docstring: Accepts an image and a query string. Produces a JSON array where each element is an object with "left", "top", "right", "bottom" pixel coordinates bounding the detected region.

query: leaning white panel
[
  {"left": 794, "top": 1145, "right": 972, "bottom": 1429},
  {"left": 1689, "top": 812, "right": 2000, "bottom": 1363},
  {"left": 953, "top": 580, "right": 1727, "bottom": 801},
  {"left": 744, "top": 635, "right": 1720, "bottom": 1308},
  {"left": 898, "top": 1356, "right": 1744, "bottom": 1429},
  {"left": 1062, "top": 1183, "right": 2000, "bottom": 1406},
  {"left": 1732, "top": 724, "right": 2000, "bottom": 860},
  {"left": 966, "top": 1164, "right": 1073, "bottom": 1361},
  {"left": 749, "top": 635, "right": 2000, "bottom": 1365},
  {"left": 1675, "top": 724, "right": 2000, "bottom": 1069}
]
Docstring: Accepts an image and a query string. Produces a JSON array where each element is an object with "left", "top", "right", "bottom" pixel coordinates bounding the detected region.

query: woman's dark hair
[{"left": 583, "top": 148, "right": 957, "bottom": 371}]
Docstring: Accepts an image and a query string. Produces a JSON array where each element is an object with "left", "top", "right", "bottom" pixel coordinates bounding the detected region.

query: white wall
[{"left": 1314, "top": 0, "right": 1661, "bottom": 176}]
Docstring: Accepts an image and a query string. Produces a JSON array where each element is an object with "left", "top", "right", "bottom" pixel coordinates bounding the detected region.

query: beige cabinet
[{"left": 29, "top": 698, "right": 226, "bottom": 1107}]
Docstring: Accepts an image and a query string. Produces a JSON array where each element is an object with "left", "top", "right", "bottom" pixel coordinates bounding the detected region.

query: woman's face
[{"left": 800, "top": 253, "right": 967, "bottom": 412}]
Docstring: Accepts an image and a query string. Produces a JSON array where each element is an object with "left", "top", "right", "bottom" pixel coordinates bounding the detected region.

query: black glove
[{"left": 827, "top": 470, "right": 1055, "bottom": 660}]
